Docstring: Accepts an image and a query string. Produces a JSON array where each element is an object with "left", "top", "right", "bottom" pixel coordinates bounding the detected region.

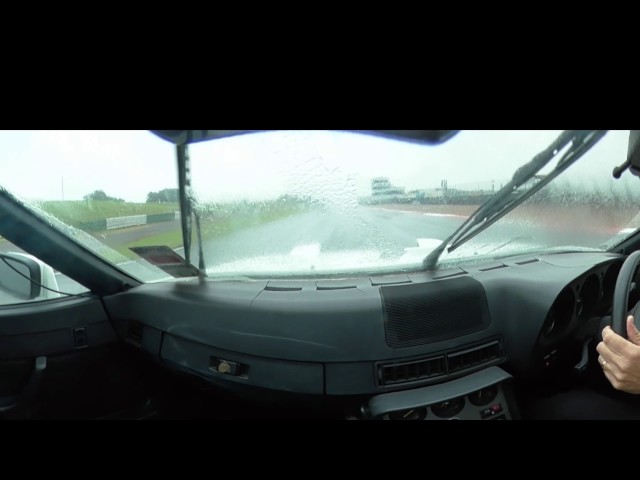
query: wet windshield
[
  {"left": 0, "top": 130, "right": 637, "bottom": 281},
  {"left": 189, "top": 130, "right": 637, "bottom": 276}
]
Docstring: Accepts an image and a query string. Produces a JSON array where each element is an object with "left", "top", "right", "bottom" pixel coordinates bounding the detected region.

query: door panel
[
  {"left": 0, "top": 297, "right": 116, "bottom": 357},
  {"left": 0, "top": 296, "right": 156, "bottom": 419}
]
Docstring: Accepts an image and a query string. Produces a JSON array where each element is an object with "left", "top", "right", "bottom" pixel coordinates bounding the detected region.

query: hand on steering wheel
[
  {"left": 597, "top": 250, "right": 640, "bottom": 393},
  {"left": 611, "top": 250, "right": 640, "bottom": 337}
]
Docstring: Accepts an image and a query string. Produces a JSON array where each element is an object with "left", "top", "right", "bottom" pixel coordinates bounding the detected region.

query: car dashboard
[{"left": 98, "top": 251, "right": 625, "bottom": 420}]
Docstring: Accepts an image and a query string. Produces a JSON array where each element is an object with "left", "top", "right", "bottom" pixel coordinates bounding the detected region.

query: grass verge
[
  {"left": 37, "top": 201, "right": 178, "bottom": 226},
  {"left": 112, "top": 229, "right": 184, "bottom": 259},
  {"left": 110, "top": 205, "right": 308, "bottom": 260}
]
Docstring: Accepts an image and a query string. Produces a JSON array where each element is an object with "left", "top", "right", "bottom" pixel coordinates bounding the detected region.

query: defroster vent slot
[
  {"left": 447, "top": 340, "right": 503, "bottom": 373},
  {"left": 378, "top": 356, "right": 445, "bottom": 386}
]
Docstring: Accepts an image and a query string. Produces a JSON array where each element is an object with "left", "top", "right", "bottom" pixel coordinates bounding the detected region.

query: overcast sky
[{"left": 0, "top": 130, "right": 632, "bottom": 203}]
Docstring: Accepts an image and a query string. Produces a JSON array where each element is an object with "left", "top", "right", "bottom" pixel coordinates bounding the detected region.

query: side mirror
[{"left": 0, "top": 252, "right": 60, "bottom": 301}]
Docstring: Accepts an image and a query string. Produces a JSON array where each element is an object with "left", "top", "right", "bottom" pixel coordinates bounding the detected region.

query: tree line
[{"left": 82, "top": 189, "right": 179, "bottom": 203}]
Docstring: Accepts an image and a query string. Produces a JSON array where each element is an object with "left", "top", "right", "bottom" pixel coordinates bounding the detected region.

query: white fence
[{"left": 105, "top": 212, "right": 180, "bottom": 230}]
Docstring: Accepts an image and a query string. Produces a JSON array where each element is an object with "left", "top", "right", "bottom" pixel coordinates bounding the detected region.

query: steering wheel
[{"left": 611, "top": 250, "right": 640, "bottom": 337}]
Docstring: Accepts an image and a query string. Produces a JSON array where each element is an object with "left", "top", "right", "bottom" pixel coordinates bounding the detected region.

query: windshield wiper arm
[
  {"left": 423, "top": 130, "right": 608, "bottom": 270},
  {"left": 176, "top": 144, "right": 192, "bottom": 264},
  {"left": 177, "top": 144, "right": 206, "bottom": 274}
]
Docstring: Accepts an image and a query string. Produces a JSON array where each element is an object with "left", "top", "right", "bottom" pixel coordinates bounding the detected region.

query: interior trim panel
[{"left": 0, "top": 297, "right": 117, "bottom": 358}]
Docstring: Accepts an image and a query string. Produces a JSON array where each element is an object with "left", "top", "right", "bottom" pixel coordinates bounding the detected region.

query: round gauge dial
[
  {"left": 579, "top": 274, "right": 600, "bottom": 319},
  {"left": 388, "top": 407, "right": 427, "bottom": 421},
  {"left": 431, "top": 397, "right": 465, "bottom": 418},
  {"left": 468, "top": 385, "right": 498, "bottom": 406},
  {"left": 542, "top": 287, "right": 574, "bottom": 338},
  {"left": 544, "top": 311, "right": 557, "bottom": 336},
  {"left": 602, "top": 263, "right": 621, "bottom": 307}
]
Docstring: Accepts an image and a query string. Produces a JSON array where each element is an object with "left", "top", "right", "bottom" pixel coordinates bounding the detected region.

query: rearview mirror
[{"left": 0, "top": 252, "right": 60, "bottom": 301}]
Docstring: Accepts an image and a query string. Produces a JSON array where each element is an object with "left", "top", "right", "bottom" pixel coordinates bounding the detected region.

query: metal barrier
[
  {"left": 146, "top": 212, "right": 176, "bottom": 224},
  {"left": 80, "top": 211, "right": 180, "bottom": 232},
  {"left": 106, "top": 215, "right": 147, "bottom": 230}
]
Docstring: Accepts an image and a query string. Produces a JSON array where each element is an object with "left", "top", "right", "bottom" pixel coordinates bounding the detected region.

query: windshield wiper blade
[
  {"left": 423, "top": 130, "right": 608, "bottom": 270},
  {"left": 177, "top": 143, "right": 206, "bottom": 274}
]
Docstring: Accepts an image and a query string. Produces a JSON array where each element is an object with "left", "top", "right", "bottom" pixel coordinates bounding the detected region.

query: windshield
[
  {"left": 0, "top": 130, "right": 637, "bottom": 281},
  {"left": 188, "top": 129, "right": 636, "bottom": 276}
]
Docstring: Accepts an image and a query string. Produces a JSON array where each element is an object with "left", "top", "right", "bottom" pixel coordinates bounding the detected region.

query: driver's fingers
[
  {"left": 602, "top": 368, "right": 621, "bottom": 389},
  {"left": 602, "top": 326, "right": 634, "bottom": 356},
  {"left": 626, "top": 316, "right": 640, "bottom": 346},
  {"left": 597, "top": 350, "right": 623, "bottom": 381},
  {"left": 596, "top": 341, "right": 620, "bottom": 367}
]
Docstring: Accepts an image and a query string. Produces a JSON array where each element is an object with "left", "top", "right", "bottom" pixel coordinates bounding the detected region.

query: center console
[{"left": 364, "top": 366, "right": 518, "bottom": 420}]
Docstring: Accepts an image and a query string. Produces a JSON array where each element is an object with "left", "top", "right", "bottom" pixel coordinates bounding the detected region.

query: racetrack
[
  {"left": 191, "top": 206, "right": 623, "bottom": 274},
  {"left": 95, "top": 219, "right": 182, "bottom": 248}
]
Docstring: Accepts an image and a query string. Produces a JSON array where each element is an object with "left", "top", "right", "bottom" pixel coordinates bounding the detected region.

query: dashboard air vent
[
  {"left": 447, "top": 340, "right": 503, "bottom": 373},
  {"left": 378, "top": 356, "right": 445, "bottom": 386},
  {"left": 127, "top": 321, "right": 144, "bottom": 347}
]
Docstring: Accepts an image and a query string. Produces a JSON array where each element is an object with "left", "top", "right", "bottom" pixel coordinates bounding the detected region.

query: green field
[
  {"left": 103, "top": 201, "right": 310, "bottom": 260},
  {"left": 112, "top": 230, "right": 184, "bottom": 259},
  {"left": 67, "top": 201, "right": 307, "bottom": 261},
  {"left": 10, "top": 199, "right": 310, "bottom": 263},
  {"left": 0, "top": 201, "right": 178, "bottom": 249},
  {"left": 36, "top": 200, "right": 179, "bottom": 227}
]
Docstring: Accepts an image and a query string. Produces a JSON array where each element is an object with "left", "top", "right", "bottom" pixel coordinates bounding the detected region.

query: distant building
[
  {"left": 371, "top": 177, "right": 405, "bottom": 197},
  {"left": 409, "top": 188, "right": 444, "bottom": 198},
  {"left": 366, "top": 177, "right": 408, "bottom": 204}
]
